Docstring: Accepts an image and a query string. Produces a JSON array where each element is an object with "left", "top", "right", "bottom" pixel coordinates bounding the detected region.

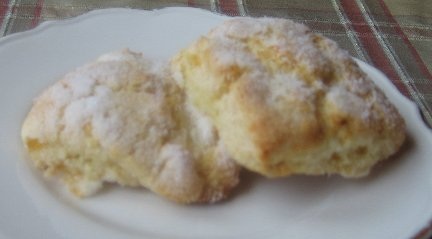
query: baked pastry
[
  {"left": 21, "top": 49, "right": 239, "bottom": 203},
  {"left": 171, "top": 17, "right": 406, "bottom": 178}
]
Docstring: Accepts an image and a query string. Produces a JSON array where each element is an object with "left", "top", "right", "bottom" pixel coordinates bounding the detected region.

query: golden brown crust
[
  {"left": 171, "top": 17, "right": 406, "bottom": 178},
  {"left": 21, "top": 49, "right": 239, "bottom": 203}
]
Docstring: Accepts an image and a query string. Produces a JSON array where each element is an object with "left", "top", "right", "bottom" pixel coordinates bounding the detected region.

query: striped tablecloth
[
  {"left": 2, "top": 0, "right": 431, "bottom": 128},
  {"left": 1, "top": 1, "right": 431, "bottom": 238}
]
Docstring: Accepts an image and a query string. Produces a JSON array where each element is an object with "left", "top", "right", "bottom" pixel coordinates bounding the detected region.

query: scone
[
  {"left": 21, "top": 49, "right": 239, "bottom": 203},
  {"left": 171, "top": 17, "right": 406, "bottom": 178}
]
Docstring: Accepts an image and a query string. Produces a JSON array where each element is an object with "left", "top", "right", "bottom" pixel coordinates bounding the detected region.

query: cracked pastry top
[
  {"left": 171, "top": 17, "right": 406, "bottom": 178},
  {"left": 21, "top": 49, "right": 239, "bottom": 204}
]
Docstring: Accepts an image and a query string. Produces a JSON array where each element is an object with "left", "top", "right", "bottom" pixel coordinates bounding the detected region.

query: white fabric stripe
[
  {"left": 356, "top": 0, "right": 432, "bottom": 126},
  {"left": 210, "top": 0, "right": 219, "bottom": 13},
  {"left": 1, "top": 0, "right": 17, "bottom": 36},
  {"left": 236, "top": 0, "right": 247, "bottom": 16},
  {"left": 331, "top": 0, "right": 368, "bottom": 62}
]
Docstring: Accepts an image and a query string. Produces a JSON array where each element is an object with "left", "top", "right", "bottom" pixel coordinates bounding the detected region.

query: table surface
[{"left": 0, "top": 1, "right": 431, "bottom": 238}]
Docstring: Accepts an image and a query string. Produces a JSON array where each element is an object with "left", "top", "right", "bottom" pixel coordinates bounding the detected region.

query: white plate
[{"left": 0, "top": 7, "right": 431, "bottom": 239}]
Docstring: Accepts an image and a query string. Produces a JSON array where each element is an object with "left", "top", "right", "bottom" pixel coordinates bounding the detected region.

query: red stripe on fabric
[
  {"left": 219, "top": 0, "right": 239, "bottom": 16},
  {"left": 340, "top": 0, "right": 409, "bottom": 96},
  {"left": 187, "top": 0, "right": 196, "bottom": 7},
  {"left": 378, "top": 0, "right": 432, "bottom": 82},
  {"left": 0, "top": 0, "right": 9, "bottom": 27},
  {"left": 31, "top": 0, "right": 44, "bottom": 28}
]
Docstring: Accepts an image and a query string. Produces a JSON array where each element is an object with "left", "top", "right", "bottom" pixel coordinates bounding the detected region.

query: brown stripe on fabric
[
  {"left": 402, "top": 27, "right": 432, "bottom": 40},
  {"left": 219, "top": 0, "right": 239, "bottom": 16},
  {"left": 378, "top": 0, "right": 432, "bottom": 82},
  {"left": 30, "top": 0, "right": 43, "bottom": 28},
  {"left": 372, "top": 24, "right": 432, "bottom": 40},
  {"left": 307, "top": 21, "right": 347, "bottom": 36},
  {"left": 243, "top": 2, "right": 339, "bottom": 22},
  {"left": 340, "top": 0, "right": 409, "bottom": 96},
  {"left": 0, "top": 0, "right": 8, "bottom": 26}
]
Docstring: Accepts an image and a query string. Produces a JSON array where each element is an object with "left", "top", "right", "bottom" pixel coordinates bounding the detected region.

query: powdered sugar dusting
[
  {"left": 23, "top": 48, "right": 240, "bottom": 203},
  {"left": 208, "top": 17, "right": 329, "bottom": 72},
  {"left": 204, "top": 17, "right": 400, "bottom": 125},
  {"left": 210, "top": 37, "right": 260, "bottom": 69},
  {"left": 73, "top": 179, "right": 103, "bottom": 197},
  {"left": 326, "top": 85, "right": 371, "bottom": 120},
  {"left": 270, "top": 73, "right": 316, "bottom": 103},
  {"left": 157, "top": 144, "right": 200, "bottom": 188},
  {"left": 185, "top": 101, "right": 216, "bottom": 145},
  {"left": 215, "top": 141, "right": 238, "bottom": 170}
]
